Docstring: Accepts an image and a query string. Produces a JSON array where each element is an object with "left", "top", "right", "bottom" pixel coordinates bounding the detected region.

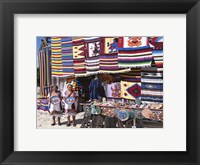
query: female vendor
[
  {"left": 63, "top": 84, "right": 78, "bottom": 126},
  {"left": 47, "top": 85, "right": 62, "bottom": 126}
]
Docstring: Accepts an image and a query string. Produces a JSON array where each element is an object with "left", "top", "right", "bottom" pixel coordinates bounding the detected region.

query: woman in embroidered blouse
[
  {"left": 63, "top": 84, "right": 78, "bottom": 126},
  {"left": 47, "top": 85, "right": 62, "bottom": 126}
]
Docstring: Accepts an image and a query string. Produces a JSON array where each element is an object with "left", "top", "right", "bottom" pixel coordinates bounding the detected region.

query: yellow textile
[{"left": 120, "top": 81, "right": 141, "bottom": 100}]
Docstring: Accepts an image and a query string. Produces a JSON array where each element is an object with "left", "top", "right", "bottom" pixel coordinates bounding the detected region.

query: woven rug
[
  {"left": 99, "top": 37, "right": 130, "bottom": 73},
  {"left": 141, "top": 72, "right": 163, "bottom": 103},
  {"left": 100, "top": 37, "right": 118, "bottom": 54},
  {"left": 118, "top": 37, "right": 153, "bottom": 68},
  {"left": 72, "top": 37, "right": 87, "bottom": 77},
  {"left": 61, "top": 37, "right": 74, "bottom": 76},
  {"left": 148, "top": 37, "right": 163, "bottom": 72},
  {"left": 120, "top": 81, "right": 141, "bottom": 100},
  {"left": 51, "top": 37, "right": 63, "bottom": 77},
  {"left": 84, "top": 37, "right": 101, "bottom": 75},
  {"left": 51, "top": 37, "right": 74, "bottom": 77},
  {"left": 120, "top": 68, "right": 141, "bottom": 82}
]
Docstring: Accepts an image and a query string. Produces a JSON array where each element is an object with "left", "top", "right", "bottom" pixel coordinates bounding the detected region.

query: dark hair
[{"left": 53, "top": 85, "right": 58, "bottom": 89}]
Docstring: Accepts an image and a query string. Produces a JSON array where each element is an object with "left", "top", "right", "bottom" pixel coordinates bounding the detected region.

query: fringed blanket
[
  {"left": 120, "top": 68, "right": 141, "bottom": 82},
  {"left": 51, "top": 37, "right": 62, "bottom": 77},
  {"left": 51, "top": 37, "right": 74, "bottom": 77},
  {"left": 141, "top": 72, "right": 163, "bottom": 103},
  {"left": 61, "top": 37, "right": 74, "bottom": 76},
  {"left": 72, "top": 37, "right": 87, "bottom": 77},
  {"left": 118, "top": 37, "right": 153, "bottom": 68},
  {"left": 84, "top": 37, "right": 101, "bottom": 75},
  {"left": 99, "top": 37, "right": 130, "bottom": 73}
]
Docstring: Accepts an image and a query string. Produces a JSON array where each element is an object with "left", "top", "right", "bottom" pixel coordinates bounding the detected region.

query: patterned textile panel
[
  {"left": 61, "top": 37, "right": 74, "bottom": 76},
  {"left": 105, "top": 82, "right": 121, "bottom": 98},
  {"left": 120, "top": 81, "right": 141, "bottom": 100},
  {"left": 99, "top": 37, "right": 130, "bottom": 74},
  {"left": 84, "top": 37, "right": 101, "bottom": 75},
  {"left": 118, "top": 37, "right": 153, "bottom": 68},
  {"left": 100, "top": 37, "right": 118, "bottom": 55},
  {"left": 148, "top": 37, "right": 163, "bottom": 72},
  {"left": 72, "top": 37, "right": 87, "bottom": 77},
  {"left": 141, "top": 72, "right": 163, "bottom": 103}
]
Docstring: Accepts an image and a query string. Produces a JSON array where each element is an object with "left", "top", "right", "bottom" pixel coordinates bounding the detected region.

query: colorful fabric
[
  {"left": 51, "top": 37, "right": 74, "bottom": 77},
  {"left": 118, "top": 36, "right": 148, "bottom": 48},
  {"left": 105, "top": 82, "right": 121, "bottom": 98},
  {"left": 99, "top": 54, "right": 130, "bottom": 74},
  {"left": 120, "top": 68, "right": 141, "bottom": 82},
  {"left": 99, "top": 37, "right": 130, "bottom": 74},
  {"left": 84, "top": 37, "right": 100, "bottom": 57},
  {"left": 84, "top": 37, "right": 101, "bottom": 75},
  {"left": 100, "top": 37, "right": 118, "bottom": 54},
  {"left": 61, "top": 37, "right": 74, "bottom": 76},
  {"left": 141, "top": 72, "right": 163, "bottom": 103},
  {"left": 37, "top": 98, "right": 49, "bottom": 111},
  {"left": 118, "top": 37, "right": 153, "bottom": 68},
  {"left": 120, "top": 81, "right": 141, "bottom": 100},
  {"left": 89, "top": 79, "right": 102, "bottom": 100},
  {"left": 148, "top": 37, "right": 163, "bottom": 72},
  {"left": 85, "top": 56, "right": 100, "bottom": 75},
  {"left": 72, "top": 37, "right": 87, "bottom": 77}
]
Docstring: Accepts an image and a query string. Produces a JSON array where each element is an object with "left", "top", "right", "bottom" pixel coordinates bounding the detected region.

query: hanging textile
[
  {"left": 148, "top": 37, "right": 163, "bottom": 72},
  {"left": 120, "top": 81, "right": 141, "bottom": 100},
  {"left": 61, "top": 37, "right": 74, "bottom": 76},
  {"left": 72, "top": 37, "right": 87, "bottom": 77},
  {"left": 39, "top": 51, "right": 44, "bottom": 96},
  {"left": 84, "top": 37, "right": 100, "bottom": 75},
  {"left": 118, "top": 37, "right": 153, "bottom": 68},
  {"left": 99, "top": 37, "right": 130, "bottom": 74},
  {"left": 105, "top": 82, "right": 121, "bottom": 98},
  {"left": 43, "top": 47, "right": 51, "bottom": 86},
  {"left": 51, "top": 37, "right": 74, "bottom": 77},
  {"left": 141, "top": 72, "right": 163, "bottom": 103},
  {"left": 120, "top": 68, "right": 141, "bottom": 82}
]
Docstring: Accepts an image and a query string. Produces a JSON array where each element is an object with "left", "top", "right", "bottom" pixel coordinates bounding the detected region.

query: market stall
[{"left": 37, "top": 36, "right": 163, "bottom": 128}]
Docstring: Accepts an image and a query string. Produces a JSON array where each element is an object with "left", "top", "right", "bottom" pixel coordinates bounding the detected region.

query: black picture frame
[{"left": 0, "top": 0, "right": 200, "bottom": 164}]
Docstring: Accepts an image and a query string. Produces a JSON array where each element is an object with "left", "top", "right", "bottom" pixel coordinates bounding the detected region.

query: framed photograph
[{"left": 0, "top": 0, "right": 199, "bottom": 164}]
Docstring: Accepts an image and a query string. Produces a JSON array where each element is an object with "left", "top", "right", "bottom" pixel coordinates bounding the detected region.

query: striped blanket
[
  {"left": 61, "top": 37, "right": 74, "bottom": 76},
  {"left": 118, "top": 37, "right": 153, "bottom": 68},
  {"left": 72, "top": 37, "right": 87, "bottom": 77},
  {"left": 141, "top": 72, "right": 163, "bottom": 103},
  {"left": 51, "top": 37, "right": 74, "bottom": 77},
  {"left": 120, "top": 68, "right": 141, "bottom": 82}
]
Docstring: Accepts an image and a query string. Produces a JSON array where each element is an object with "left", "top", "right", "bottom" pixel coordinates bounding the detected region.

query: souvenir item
[
  {"left": 91, "top": 105, "right": 101, "bottom": 115},
  {"left": 65, "top": 97, "right": 75, "bottom": 104},
  {"left": 50, "top": 96, "right": 60, "bottom": 105},
  {"left": 117, "top": 109, "right": 129, "bottom": 121},
  {"left": 83, "top": 105, "right": 91, "bottom": 116},
  {"left": 141, "top": 109, "right": 153, "bottom": 119}
]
